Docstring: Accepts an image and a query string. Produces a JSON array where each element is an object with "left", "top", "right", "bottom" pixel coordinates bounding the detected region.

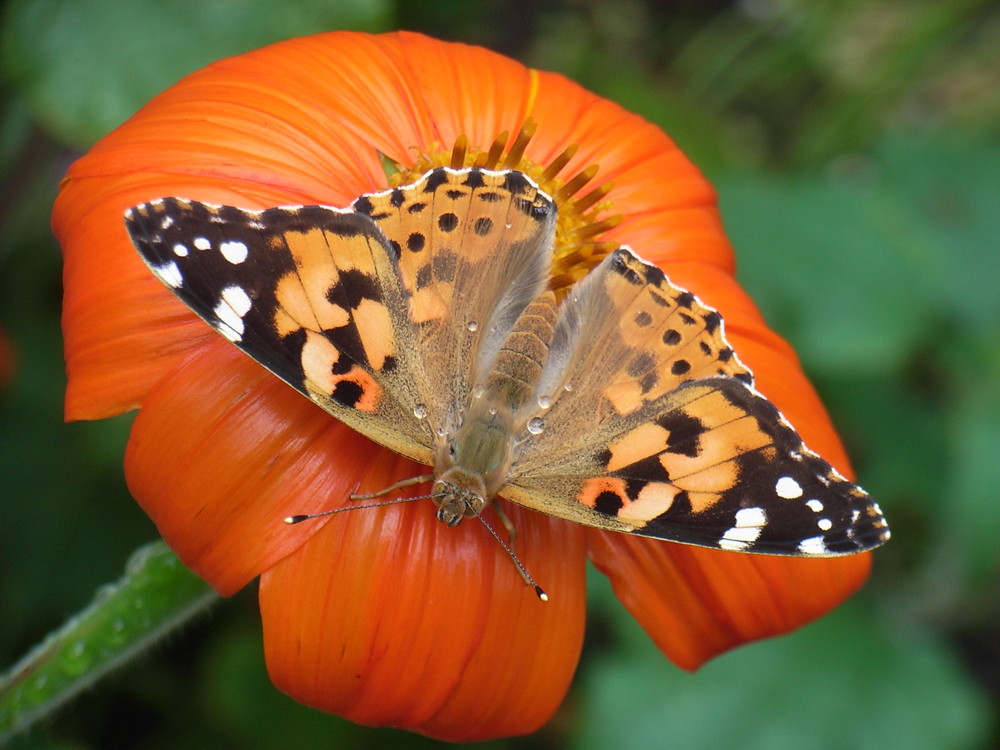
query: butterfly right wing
[
  {"left": 125, "top": 198, "right": 438, "bottom": 463},
  {"left": 502, "top": 248, "right": 890, "bottom": 556}
]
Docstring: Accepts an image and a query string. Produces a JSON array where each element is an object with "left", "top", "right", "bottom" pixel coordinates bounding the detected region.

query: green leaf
[
  {"left": 717, "top": 167, "right": 939, "bottom": 376},
  {"left": 0, "top": 542, "right": 218, "bottom": 743},
  {"left": 574, "top": 601, "right": 992, "bottom": 750},
  {"left": 2, "top": 0, "right": 392, "bottom": 148}
]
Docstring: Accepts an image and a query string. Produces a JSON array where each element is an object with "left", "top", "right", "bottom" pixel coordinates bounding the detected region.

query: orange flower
[{"left": 53, "top": 31, "right": 871, "bottom": 741}]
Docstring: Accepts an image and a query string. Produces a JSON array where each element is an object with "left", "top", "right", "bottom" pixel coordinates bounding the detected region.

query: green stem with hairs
[{"left": 0, "top": 541, "right": 219, "bottom": 742}]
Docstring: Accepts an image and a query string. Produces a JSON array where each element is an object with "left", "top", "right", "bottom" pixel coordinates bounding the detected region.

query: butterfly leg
[{"left": 492, "top": 500, "right": 518, "bottom": 546}]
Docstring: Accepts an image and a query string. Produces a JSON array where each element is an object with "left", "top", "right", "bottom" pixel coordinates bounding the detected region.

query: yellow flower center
[{"left": 389, "top": 120, "right": 621, "bottom": 293}]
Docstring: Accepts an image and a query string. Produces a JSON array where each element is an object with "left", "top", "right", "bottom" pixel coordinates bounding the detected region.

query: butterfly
[{"left": 125, "top": 166, "right": 889, "bottom": 571}]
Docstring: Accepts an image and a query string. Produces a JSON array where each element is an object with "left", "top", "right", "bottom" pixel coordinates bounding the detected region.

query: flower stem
[{"left": 0, "top": 541, "right": 218, "bottom": 741}]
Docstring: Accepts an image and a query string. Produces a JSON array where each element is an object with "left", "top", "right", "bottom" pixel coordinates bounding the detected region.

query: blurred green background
[{"left": 1, "top": 0, "right": 998, "bottom": 748}]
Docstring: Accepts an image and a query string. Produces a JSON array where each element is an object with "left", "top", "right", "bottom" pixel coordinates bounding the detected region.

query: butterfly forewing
[{"left": 125, "top": 198, "right": 438, "bottom": 463}]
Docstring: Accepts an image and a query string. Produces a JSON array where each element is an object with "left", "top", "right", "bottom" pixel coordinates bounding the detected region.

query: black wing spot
[
  {"left": 327, "top": 268, "right": 382, "bottom": 308},
  {"left": 389, "top": 189, "right": 405, "bottom": 207},
  {"left": 331, "top": 379, "right": 365, "bottom": 408},
  {"left": 463, "top": 169, "right": 486, "bottom": 189},
  {"left": 407, "top": 232, "right": 426, "bottom": 252},
  {"left": 634, "top": 310, "right": 653, "bottom": 327},
  {"left": 611, "top": 252, "right": 642, "bottom": 285},
  {"left": 658, "top": 411, "right": 705, "bottom": 457},
  {"left": 503, "top": 171, "right": 532, "bottom": 195},
  {"left": 473, "top": 216, "right": 494, "bottom": 236},
  {"left": 446, "top": 189, "right": 465, "bottom": 200},
  {"left": 593, "top": 490, "right": 624, "bottom": 517},
  {"left": 477, "top": 191, "right": 505, "bottom": 203},
  {"left": 671, "top": 359, "right": 691, "bottom": 376},
  {"left": 438, "top": 212, "right": 459, "bottom": 233},
  {"left": 353, "top": 196, "right": 374, "bottom": 215},
  {"left": 423, "top": 168, "right": 450, "bottom": 192},
  {"left": 407, "top": 202, "right": 427, "bottom": 214},
  {"left": 703, "top": 311, "right": 722, "bottom": 333},
  {"left": 675, "top": 291, "right": 695, "bottom": 308},
  {"left": 642, "top": 263, "right": 666, "bottom": 286},
  {"left": 621, "top": 454, "right": 672, "bottom": 482},
  {"left": 663, "top": 328, "right": 682, "bottom": 346}
]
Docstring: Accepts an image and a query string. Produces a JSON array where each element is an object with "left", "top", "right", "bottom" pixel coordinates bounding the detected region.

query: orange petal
[
  {"left": 588, "top": 531, "right": 869, "bottom": 670},
  {"left": 260, "top": 447, "right": 587, "bottom": 741},
  {"left": 124, "top": 341, "right": 381, "bottom": 594}
]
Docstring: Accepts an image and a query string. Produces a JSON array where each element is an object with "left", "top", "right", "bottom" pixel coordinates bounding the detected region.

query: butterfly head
[{"left": 432, "top": 468, "right": 489, "bottom": 526}]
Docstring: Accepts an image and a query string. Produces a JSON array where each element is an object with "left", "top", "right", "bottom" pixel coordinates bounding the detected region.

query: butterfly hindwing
[
  {"left": 503, "top": 248, "right": 890, "bottom": 555},
  {"left": 353, "top": 168, "right": 557, "bottom": 432}
]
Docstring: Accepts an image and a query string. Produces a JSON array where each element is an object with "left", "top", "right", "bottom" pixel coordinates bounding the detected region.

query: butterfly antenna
[
  {"left": 284, "top": 493, "right": 436, "bottom": 524},
  {"left": 472, "top": 510, "right": 548, "bottom": 602}
]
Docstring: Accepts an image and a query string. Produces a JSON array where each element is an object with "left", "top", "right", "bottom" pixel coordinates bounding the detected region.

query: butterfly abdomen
[{"left": 484, "top": 291, "right": 558, "bottom": 411}]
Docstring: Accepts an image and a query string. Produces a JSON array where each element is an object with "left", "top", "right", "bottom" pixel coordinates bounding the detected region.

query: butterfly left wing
[
  {"left": 502, "top": 248, "right": 890, "bottom": 556},
  {"left": 125, "top": 198, "right": 439, "bottom": 463},
  {"left": 124, "top": 168, "right": 559, "bottom": 468}
]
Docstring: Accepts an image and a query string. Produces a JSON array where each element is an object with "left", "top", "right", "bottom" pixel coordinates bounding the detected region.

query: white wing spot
[
  {"left": 213, "top": 285, "right": 251, "bottom": 342},
  {"left": 797, "top": 536, "right": 828, "bottom": 555},
  {"left": 193, "top": 236, "right": 211, "bottom": 251},
  {"left": 220, "top": 284, "right": 252, "bottom": 316},
  {"left": 806, "top": 498, "right": 824, "bottom": 513},
  {"left": 172, "top": 243, "right": 189, "bottom": 257},
  {"left": 719, "top": 507, "right": 767, "bottom": 551},
  {"left": 160, "top": 215, "right": 174, "bottom": 230},
  {"left": 817, "top": 518, "right": 833, "bottom": 532},
  {"left": 220, "top": 240, "right": 248, "bottom": 264},
  {"left": 775, "top": 476, "right": 803, "bottom": 499},
  {"left": 152, "top": 261, "right": 183, "bottom": 288}
]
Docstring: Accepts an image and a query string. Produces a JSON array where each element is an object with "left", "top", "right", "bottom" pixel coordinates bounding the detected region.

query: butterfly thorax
[{"left": 432, "top": 291, "right": 559, "bottom": 526}]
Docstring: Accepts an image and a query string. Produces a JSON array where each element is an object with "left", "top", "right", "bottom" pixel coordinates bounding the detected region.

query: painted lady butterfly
[{"left": 125, "top": 167, "right": 889, "bottom": 570}]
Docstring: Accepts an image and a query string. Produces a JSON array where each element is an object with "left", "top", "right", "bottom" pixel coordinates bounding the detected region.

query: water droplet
[
  {"left": 62, "top": 641, "right": 92, "bottom": 675},
  {"left": 467, "top": 320, "right": 478, "bottom": 332},
  {"left": 563, "top": 381, "right": 575, "bottom": 393},
  {"left": 537, "top": 394, "right": 552, "bottom": 409},
  {"left": 526, "top": 417, "right": 545, "bottom": 434},
  {"left": 413, "top": 403, "right": 428, "bottom": 419},
  {"left": 472, "top": 385, "right": 485, "bottom": 399},
  {"left": 488, "top": 407, "right": 498, "bottom": 416},
  {"left": 436, "top": 427, "right": 446, "bottom": 437}
]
